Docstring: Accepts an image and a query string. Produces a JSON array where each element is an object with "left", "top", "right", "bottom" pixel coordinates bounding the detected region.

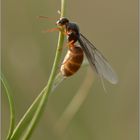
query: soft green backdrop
[{"left": 2, "top": 0, "right": 138, "bottom": 140}]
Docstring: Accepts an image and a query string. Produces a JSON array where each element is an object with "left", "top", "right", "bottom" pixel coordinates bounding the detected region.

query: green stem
[
  {"left": 1, "top": 73, "right": 15, "bottom": 140},
  {"left": 21, "top": 1, "right": 66, "bottom": 139}
]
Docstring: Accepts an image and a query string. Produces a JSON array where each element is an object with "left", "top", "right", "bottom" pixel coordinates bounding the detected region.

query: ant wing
[{"left": 78, "top": 33, "right": 118, "bottom": 84}]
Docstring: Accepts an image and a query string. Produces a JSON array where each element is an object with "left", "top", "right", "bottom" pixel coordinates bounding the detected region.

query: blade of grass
[
  {"left": 11, "top": 1, "right": 66, "bottom": 139},
  {"left": 1, "top": 73, "right": 15, "bottom": 140}
]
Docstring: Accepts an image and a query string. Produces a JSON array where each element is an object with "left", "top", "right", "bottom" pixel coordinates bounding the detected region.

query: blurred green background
[{"left": 2, "top": 0, "right": 138, "bottom": 140}]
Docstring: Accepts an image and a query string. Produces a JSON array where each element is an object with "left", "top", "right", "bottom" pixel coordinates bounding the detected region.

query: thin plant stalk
[{"left": 20, "top": 0, "right": 66, "bottom": 139}]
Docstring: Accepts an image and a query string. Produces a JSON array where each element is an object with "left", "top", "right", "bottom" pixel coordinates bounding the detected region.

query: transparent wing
[{"left": 78, "top": 33, "right": 118, "bottom": 84}]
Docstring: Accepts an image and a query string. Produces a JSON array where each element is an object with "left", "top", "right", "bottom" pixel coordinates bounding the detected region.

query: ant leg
[
  {"left": 67, "top": 40, "right": 75, "bottom": 48},
  {"left": 42, "top": 28, "right": 61, "bottom": 33},
  {"left": 42, "top": 28, "right": 68, "bottom": 37},
  {"left": 61, "top": 40, "right": 74, "bottom": 51},
  {"left": 58, "top": 39, "right": 75, "bottom": 52}
]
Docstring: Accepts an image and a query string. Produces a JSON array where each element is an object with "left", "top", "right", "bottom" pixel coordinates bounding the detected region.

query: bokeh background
[{"left": 2, "top": 0, "right": 138, "bottom": 140}]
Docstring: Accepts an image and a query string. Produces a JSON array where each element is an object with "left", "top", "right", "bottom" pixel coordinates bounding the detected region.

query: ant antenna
[{"left": 37, "top": 10, "right": 61, "bottom": 21}]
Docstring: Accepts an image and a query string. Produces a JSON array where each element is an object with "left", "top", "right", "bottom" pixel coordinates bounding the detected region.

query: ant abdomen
[{"left": 60, "top": 45, "right": 84, "bottom": 77}]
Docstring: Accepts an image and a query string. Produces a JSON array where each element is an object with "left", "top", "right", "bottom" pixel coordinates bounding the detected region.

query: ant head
[{"left": 56, "top": 17, "right": 69, "bottom": 26}]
